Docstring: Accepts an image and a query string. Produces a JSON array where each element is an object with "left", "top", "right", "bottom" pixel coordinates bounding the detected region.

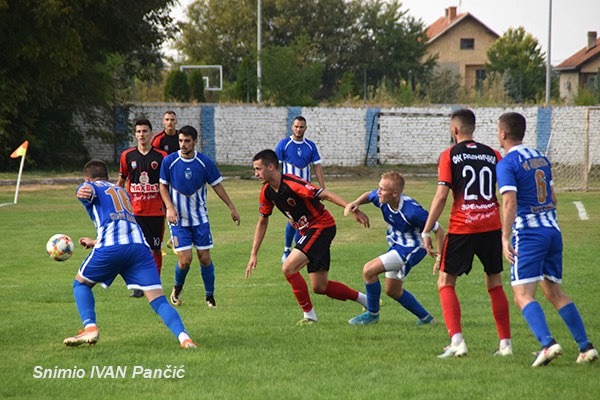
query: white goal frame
[{"left": 179, "top": 65, "right": 223, "bottom": 91}]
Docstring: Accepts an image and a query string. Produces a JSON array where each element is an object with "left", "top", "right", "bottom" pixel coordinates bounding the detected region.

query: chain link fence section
[{"left": 546, "top": 107, "right": 600, "bottom": 192}]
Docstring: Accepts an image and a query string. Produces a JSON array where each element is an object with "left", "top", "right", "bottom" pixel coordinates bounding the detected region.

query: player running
[{"left": 246, "top": 149, "right": 369, "bottom": 325}]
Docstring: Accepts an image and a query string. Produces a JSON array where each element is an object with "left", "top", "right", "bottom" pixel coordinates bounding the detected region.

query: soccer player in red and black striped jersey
[
  {"left": 246, "top": 149, "right": 370, "bottom": 325},
  {"left": 422, "top": 109, "right": 512, "bottom": 358},
  {"left": 117, "top": 118, "right": 167, "bottom": 297},
  {"left": 151, "top": 111, "right": 179, "bottom": 154}
]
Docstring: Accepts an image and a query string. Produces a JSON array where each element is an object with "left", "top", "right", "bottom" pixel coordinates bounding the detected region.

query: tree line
[{"left": 0, "top": 0, "right": 554, "bottom": 170}]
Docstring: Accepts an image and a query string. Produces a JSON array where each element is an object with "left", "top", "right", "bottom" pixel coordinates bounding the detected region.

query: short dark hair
[
  {"left": 164, "top": 110, "right": 176, "bottom": 116},
  {"left": 83, "top": 160, "right": 109, "bottom": 180},
  {"left": 293, "top": 116, "right": 306, "bottom": 124},
  {"left": 179, "top": 125, "right": 198, "bottom": 141},
  {"left": 253, "top": 149, "right": 278, "bottom": 167},
  {"left": 451, "top": 108, "right": 476, "bottom": 134},
  {"left": 135, "top": 118, "right": 152, "bottom": 131},
  {"left": 498, "top": 112, "right": 526, "bottom": 142}
]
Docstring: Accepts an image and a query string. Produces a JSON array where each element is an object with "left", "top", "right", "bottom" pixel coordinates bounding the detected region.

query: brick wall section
[{"left": 82, "top": 105, "right": 600, "bottom": 168}]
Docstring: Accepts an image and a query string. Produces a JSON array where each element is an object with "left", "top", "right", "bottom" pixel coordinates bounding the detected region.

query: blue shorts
[
  {"left": 78, "top": 243, "right": 162, "bottom": 291},
  {"left": 511, "top": 227, "right": 563, "bottom": 286},
  {"left": 170, "top": 222, "right": 213, "bottom": 251}
]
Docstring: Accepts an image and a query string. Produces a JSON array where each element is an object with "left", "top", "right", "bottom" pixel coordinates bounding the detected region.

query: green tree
[
  {"left": 177, "top": 0, "right": 431, "bottom": 102},
  {"left": 188, "top": 70, "right": 206, "bottom": 102},
  {"left": 486, "top": 27, "right": 546, "bottom": 103},
  {"left": 355, "top": 0, "right": 434, "bottom": 91},
  {"left": 0, "top": 0, "right": 176, "bottom": 170},
  {"left": 261, "top": 36, "right": 323, "bottom": 106},
  {"left": 164, "top": 70, "right": 190, "bottom": 101}
]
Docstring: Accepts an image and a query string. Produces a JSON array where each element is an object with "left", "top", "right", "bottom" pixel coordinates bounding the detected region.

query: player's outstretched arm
[
  {"left": 246, "top": 216, "right": 269, "bottom": 278},
  {"left": 212, "top": 183, "right": 241, "bottom": 225},
  {"left": 431, "top": 224, "right": 445, "bottom": 275},
  {"left": 423, "top": 185, "right": 449, "bottom": 256},
  {"left": 343, "top": 191, "right": 370, "bottom": 216}
]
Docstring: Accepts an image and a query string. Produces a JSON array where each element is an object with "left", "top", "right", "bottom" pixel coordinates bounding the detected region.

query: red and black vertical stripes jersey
[
  {"left": 259, "top": 174, "right": 335, "bottom": 232},
  {"left": 437, "top": 140, "right": 502, "bottom": 234},
  {"left": 119, "top": 147, "right": 167, "bottom": 217},
  {"left": 151, "top": 130, "right": 180, "bottom": 154}
]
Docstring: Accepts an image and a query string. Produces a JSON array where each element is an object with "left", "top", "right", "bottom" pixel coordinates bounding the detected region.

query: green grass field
[{"left": 0, "top": 173, "right": 598, "bottom": 400}]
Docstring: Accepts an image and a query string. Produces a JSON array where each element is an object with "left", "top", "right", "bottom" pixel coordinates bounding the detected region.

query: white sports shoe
[
  {"left": 494, "top": 344, "right": 513, "bottom": 356},
  {"left": 576, "top": 346, "right": 598, "bottom": 364},
  {"left": 438, "top": 340, "right": 468, "bottom": 358},
  {"left": 531, "top": 343, "right": 563, "bottom": 367}
]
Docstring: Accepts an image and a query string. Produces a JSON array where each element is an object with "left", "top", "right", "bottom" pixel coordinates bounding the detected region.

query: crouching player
[
  {"left": 345, "top": 171, "right": 444, "bottom": 325},
  {"left": 63, "top": 160, "right": 196, "bottom": 349}
]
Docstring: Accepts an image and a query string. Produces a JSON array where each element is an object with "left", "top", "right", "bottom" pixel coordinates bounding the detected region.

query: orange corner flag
[{"left": 10, "top": 141, "right": 28, "bottom": 158}]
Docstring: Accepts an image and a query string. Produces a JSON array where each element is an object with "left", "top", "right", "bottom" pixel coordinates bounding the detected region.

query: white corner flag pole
[{"left": 13, "top": 152, "right": 26, "bottom": 204}]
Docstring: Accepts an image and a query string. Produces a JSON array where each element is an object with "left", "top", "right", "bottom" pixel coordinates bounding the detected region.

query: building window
[{"left": 460, "top": 38, "right": 475, "bottom": 50}]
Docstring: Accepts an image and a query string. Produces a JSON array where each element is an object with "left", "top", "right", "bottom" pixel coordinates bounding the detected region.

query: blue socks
[
  {"left": 73, "top": 280, "right": 96, "bottom": 327},
  {"left": 365, "top": 280, "right": 381, "bottom": 314},
  {"left": 149, "top": 296, "right": 186, "bottom": 338},
  {"left": 285, "top": 222, "right": 297, "bottom": 248},
  {"left": 397, "top": 289, "right": 429, "bottom": 320},
  {"left": 201, "top": 262, "right": 215, "bottom": 296},
  {"left": 558, "top": 302, "right": 590, "bottom": 351},
  {"left": 522, "top": 301, "right": 554, "bottom": 347},
  {"left": 174, "top": 262, "right": 190, "bottom": 287}
]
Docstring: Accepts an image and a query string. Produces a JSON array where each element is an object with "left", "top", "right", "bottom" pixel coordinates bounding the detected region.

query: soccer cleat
[
  {"left": 296, "top": 318, "right": 317, "bottom": 326},
  {"left": 281, "top": 249, "right": 291, "bottom": 263},
  {"left": 438, "top": 340, "right": 468, "bottom": 358},
  {"left": 576, "top": 344, "right": 598, "bottom": 364},
  {"left": 206, "top": 295, "right": 216, "bottom": 308},
  {"left": 416, "top": 314, "right": 436, "bottom": 325},
  {"left": 64, "top": 326, "right": 99, "bottom": 347},
  {"left": 181, "top": 339, "right": 198, "bottom": 349},
  {"left": 170, "top": 285, "right": 183, "bottom": 306},
  {"left": 531, "top": 342, "right": 563, "bottom": 367},
  {"left": 129, "top": 289, "right": 144, "bottom": 298},
  {"left": 348, "top": 311, "right": 380, "bottom": 325},
  {"left": 493, "top": 344, "right": 513, "bottom": 356}
]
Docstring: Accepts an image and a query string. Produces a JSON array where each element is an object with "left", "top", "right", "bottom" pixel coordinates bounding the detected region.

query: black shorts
[
  {"left": 135, "top": 215, "right": 165, "bottom": 250},
  {"left": 295, "top": 226, "right": 336, "bottom": 273},
  {"left": 440, "top": 230, "right": 503, "bottom": 277}
]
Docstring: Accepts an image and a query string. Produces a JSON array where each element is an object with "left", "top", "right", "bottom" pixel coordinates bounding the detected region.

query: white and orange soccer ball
[{"left": 46, "top": 234, "right": 75, "bottom": 261}]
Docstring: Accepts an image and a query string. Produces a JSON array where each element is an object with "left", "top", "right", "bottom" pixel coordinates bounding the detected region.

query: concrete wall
[{"left": 83, "top": 105, "right": 600, "bottom": 169}]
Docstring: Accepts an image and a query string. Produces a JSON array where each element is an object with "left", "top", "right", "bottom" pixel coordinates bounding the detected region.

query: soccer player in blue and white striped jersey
[
  {"left": 64, "top": 160, "right": 196, "bottom": 348},
  {"left": 497, "top": 112, "right": 597, "bottom": 366},
  {"left": 159, "top": 125, "right": 240, "bottom": 308},
  {"left": 344, "top": 171, "right": 444, "bottom": 326},
  {"left": 275, "top": 116, "right": 325, "bottom": 262}
]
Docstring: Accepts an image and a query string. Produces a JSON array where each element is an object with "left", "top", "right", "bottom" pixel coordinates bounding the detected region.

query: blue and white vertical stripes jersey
[
  {"left": 275, "top": 136, "right": 322, "bottom": 182},
  {"left": 367, "top": 190, "right": 431, "bottom": 249},
  {"left": 159, "top": 150, "right": 223, "bottom": 227},
  {"left": 77, "top": 180, "right": 148, "bottom": 248},
  {"left": 496, "top": 144, "right": 560, "bottom": 231}
]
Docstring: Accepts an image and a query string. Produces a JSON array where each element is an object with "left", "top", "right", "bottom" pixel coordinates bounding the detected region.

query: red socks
[
  {"left": 323, "top": 280, "right": 359, "bottom": 301},
  {"left": 285, "top": 273, "right": 313, "bottom": 312},
  {"left": 439, "top": 285, "right": 462, "bottom": 337},
  {"left": 488, "top": 285, "right": 511, "bottom": 340}
]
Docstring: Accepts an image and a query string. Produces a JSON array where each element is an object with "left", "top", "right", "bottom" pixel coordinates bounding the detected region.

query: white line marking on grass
[{"left": 573, "top": 201, "right": 589, "bottom": 220}]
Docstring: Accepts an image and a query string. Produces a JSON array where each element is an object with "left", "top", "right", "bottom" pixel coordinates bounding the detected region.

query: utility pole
[
  {"left": 545, "top": 0, "right": 552, "bottom": 106},
  {"left": 257, "top": 0, "right": 262, "bottom": 103}
]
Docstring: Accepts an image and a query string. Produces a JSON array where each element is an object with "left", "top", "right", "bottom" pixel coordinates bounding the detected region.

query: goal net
[{"left": 546, "top": 107, "right": 600, "bottom": 192}]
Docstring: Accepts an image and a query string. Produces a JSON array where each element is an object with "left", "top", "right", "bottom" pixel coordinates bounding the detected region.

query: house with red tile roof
[
  {"left": 426, "top": 6, "right": 499, "bottom": 91},
  {"left": 555, "top": 31, "right": 600, "bottom": 102}
]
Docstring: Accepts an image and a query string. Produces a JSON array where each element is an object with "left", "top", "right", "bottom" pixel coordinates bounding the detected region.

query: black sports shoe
[
  {"left": 170, "top": 285, "right": 183, "bottom": 306},
  {"left": 129, "top": 289, "right": 144, "bottom": 298},
  {"left": 206, "top": 295, "right": 216, "bottom": 308}
]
